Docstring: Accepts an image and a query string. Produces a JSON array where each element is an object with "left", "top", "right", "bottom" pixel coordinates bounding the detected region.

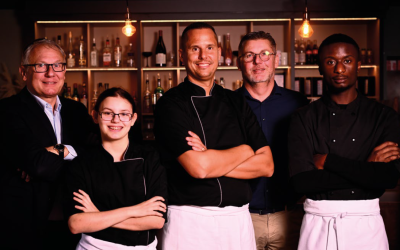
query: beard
[{"left": 244, "top": 71, "right": 274, "bottom": 86}]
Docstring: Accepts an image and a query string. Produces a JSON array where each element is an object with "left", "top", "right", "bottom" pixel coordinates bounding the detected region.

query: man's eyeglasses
[
  {"left": 239, "top": 50, "right": 276, "bottom": 63},
  {"left": 99, "top": 112, "right": 133, "bottom": 122},
  {"left": 23, "top": 63, "right": 67, "bottom": 73}
]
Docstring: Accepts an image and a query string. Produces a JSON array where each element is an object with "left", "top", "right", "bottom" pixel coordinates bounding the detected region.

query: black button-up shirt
[
  {"left": 154, "top": 77, "right": 268, "bottom": 207},
  {"left": 288, "top": 92, "right": 400, "bottom": 200},
  {"left": 237, "top": 84, "right": 308, "bottom": 211}
]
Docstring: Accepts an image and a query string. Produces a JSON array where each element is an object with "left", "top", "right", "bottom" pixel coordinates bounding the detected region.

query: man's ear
[{"left": 19, "top": 66, "right": 27, "bottom": 81}]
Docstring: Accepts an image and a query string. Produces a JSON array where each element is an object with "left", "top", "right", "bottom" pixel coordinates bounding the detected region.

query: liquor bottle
[
  {"left": 218, "top": 35, "right": 224, "bottom": 66},
  {"left": 90, "top": 38, "right": 98, "bottom": 67},
  {"left": 62, "top": 82, "right": 68, "bottom": 98},
  {"left": 305, "top": 40, "right": 312, "bottom": 65},
  {"left": 66, "top": 86, "right": 72, "bottom": 99},
  {"left": 152, "top": 94, "right": 157, "bottom": 112},
  {"left": 67, "top": 31, "right": 75, "bottom": 68},
  {"left": 143, "top": 74, "right": 151, "bottom": 113},
  {"left": 81, "top": 83, "right": 88, "bottom": 108},
  {"left": 78, "top": 35, "right": 87, "bottom": 67},
  {"left": 367, "top": 49, "right": 373, "bottom": 64},
  {"left": 167, "top": 73, "right": 173, "bottom": 90},
  {"left": 91, "top": 88, "right": 98, "bottom": 109},
  {"left": 219, "top": 77, "right": 225, "bottom": 88},
  {"left": 104, "top": 83, "right": 109, "bottom": 91},
  {"left": 57, "top": 35, "right": 62, "bottom": 50},
  {"left": 154, "top": 73, "right": 164, "bottom": 100},
  {"left": 294, "top": 39, "right": 299, "bottom": 65},
  {"left": 155, "top": 30, "right": 167, "bottom": 67},
  {"left": 127, "top": 43, "right": 135, "bottom": 67},
  {"left": 312, "top": 40, "right": 318, "bottom": 64},
  {"left": 360, "top": 49, "right": 367, "bottom": 64},
  {"left": 298, "top": 39, "right": 306, "bottom": 66},
  {"left": 224, "top": 33, "right": 233, "bottom": 66},
  {"left": 114, "top": 36, "right": 122, "bottom": 67},
  {"left": 98, "top": 82, "right": 104, "bottom": 95},
  {"left": 72, "top": 83, "right": 80, "bottom": 101},
  {"left": 103, "top": 36, "right": 112, "bottom": 67}
]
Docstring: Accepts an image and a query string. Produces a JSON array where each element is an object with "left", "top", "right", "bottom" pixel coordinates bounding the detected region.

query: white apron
[
  {"left": 76, "top": 234, "right": 157, "bottom": 250},
  {"left": 298, "top": 198, "right": 388, "bottom": 250},
  {"left": 159, "top": 204, "right": 256, "bottom": 250}
]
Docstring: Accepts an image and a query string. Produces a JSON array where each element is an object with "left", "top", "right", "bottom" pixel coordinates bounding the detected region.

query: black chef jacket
[
  {"left": 288, "top": 92, "right": 400, "bottom": 200},
  {"left": 154, "top": 77, "right": 268, "bottom": 207},
  {"left": 65, "top": 143, "right": 167, "bottom": 246}
]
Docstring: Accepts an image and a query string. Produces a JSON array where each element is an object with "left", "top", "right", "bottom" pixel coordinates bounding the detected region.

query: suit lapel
[{"left": 19, "top": 87, "right": 57, "bottom": 144}]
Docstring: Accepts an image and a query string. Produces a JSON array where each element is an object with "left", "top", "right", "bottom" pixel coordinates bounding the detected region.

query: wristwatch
[{"left": 54, "top": 144, "right": 65, "bottom": 159}]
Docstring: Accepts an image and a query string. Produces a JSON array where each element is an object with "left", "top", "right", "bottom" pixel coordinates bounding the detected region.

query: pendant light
[
  {"left": 122, "top": 0, "right": 136, "bottom": 37},
  {"left": 298, "top": 0, "right": 314, "bottom": 38}
]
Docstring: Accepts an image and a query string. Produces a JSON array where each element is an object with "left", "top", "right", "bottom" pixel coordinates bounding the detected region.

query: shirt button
[
  {"left": 332, "top": 112, "right": 336, "bottom": 116},
  {"left": 332, "top": 139, "right": 336, "bottom": 143},
  {"left": 351, "top": 191, "right": 355, "bottom": 195},
  {"left": 262, "top": 118, "right": 265, "bottom": 121},
  {"left": 352, "top": 139, "right": 355, "bottom": 142}
]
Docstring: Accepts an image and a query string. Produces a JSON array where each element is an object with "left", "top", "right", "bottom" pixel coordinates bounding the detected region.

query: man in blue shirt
[{"left": 236, "top": 31, "right": 309, "bottom": 249}]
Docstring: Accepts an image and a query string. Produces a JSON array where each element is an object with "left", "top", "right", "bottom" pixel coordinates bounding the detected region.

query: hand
[
  {"left": 367, "top": 141, "right": 400, "bottom": 163},
  {"left": 313, "top": 154, "right": 327, "bottom": 170},
  {"left": 73, "top": 189, "right": 99, "bottom": 213},
  {"left": 45, "top": 145, "right": 69, "bottom": 158},
  {"left": 186, "top": 131, "right": 207, "bottom": 152},
  {"left": 17, "top": 168, "right": 31, "bottom": 182},
  {"left": 128, "top": 196, "right": 166, "bottom": 218}
]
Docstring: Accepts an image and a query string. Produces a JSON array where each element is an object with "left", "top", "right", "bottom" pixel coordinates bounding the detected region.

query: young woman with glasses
[{"left": 66, "top": 87, "right": 167, "bottom": 250}]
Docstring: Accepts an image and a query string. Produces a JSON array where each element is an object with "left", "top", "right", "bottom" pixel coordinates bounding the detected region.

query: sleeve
[
  {"left": 288, "top": 109, "right": 356, "bottom": 193},
  {"left": 323, "top": 108, "right": 400, "bottom": 189},
  {"left": 144, "top": 147, "right": 168, "bottom": 220},
  {"left": 154, "top": 95, "right": 193, "bottom": 159},
  {"left": 242, "top": 96, "right": 268, "bottom": 151}
]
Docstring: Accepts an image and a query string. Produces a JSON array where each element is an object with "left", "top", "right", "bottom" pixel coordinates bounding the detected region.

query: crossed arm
[
  {"left": 68, "top": 190, "right": 166, "bottom": 234},
  {"left": 179, "top": 131, "right": 274, "bottom": 179}
]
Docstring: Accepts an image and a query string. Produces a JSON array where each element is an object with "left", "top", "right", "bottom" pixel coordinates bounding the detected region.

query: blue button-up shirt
[
  {"left": 237, "top": 83, "right": 308, "bottom": 211},
  {"left": 29, "top": 90, "right": 77, "bottom": 160}
]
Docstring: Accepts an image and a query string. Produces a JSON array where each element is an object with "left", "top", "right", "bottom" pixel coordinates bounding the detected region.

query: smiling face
[
  {"left": 20, "top": 45, "right": 66, "bottom": 103},
  {"left": 179, "top": 28, "right": 221, "bottom": 86},
  {"left": 318, "top": 42, "right": 361, "bottom": 93},
  {"left": 93, "top": 96, "right": 137, "bottom": 143},
  {"left": 238, "top": 39, "right": 279, "bottom": 86}
]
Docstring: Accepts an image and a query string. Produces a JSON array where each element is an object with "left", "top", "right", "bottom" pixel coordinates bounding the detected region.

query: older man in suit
[{"left": 0, "top": 39, "right": 94, "bottom": 250}]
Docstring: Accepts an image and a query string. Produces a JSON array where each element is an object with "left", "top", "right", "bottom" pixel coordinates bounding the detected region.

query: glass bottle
[
  {"left": 66, "top": 86, "right": 72, "bottom": 99},
  {"left": 219, "top": 77, "right": 225, "bottom": 88},
  {"left": 97, "top": 82, "right": 104, "bottom": 95},
  {"left": 298, "top": 39, "right": 306, "bottom": 66},
  {"left": 78, "top": 35, "right": 86, "bottom": 67},
  {"left": 114, "top": 36, "right": 122, "bottom": 67},
  {"left": 312, "top": 40, "right": 318, "bottom": 65},
  {"left": 91, "top": 89, "right": 98, "bottom": 109},
  {"left": 103, "top": 36, "right": 112, "bottom": 67},
  {"left": 360, "top": 49, "right": 367, "bottom": 64},
  {"left": 80, "top": 83, "right": 88, "bottom": 108},
  {"left": 90, "top": 38, "right": 98, "bottom": 67},
  {"left": 72, "top": 83, "right": 80, "bottom": 101},
  {"left": 167, "top": 73, "right": 173, "bottom": 90},
  {"left": 155, "top": 30, "right": 167, "bottom": 67},
  {"left": 127, "top": 43, "right": 135, "bottom": 67},
  {"left": 154, "top": 73, "right": 164, "bottom": 101},
  {"left": 367, "top": 49, "right": 373, "bottom": 64},
  {"left": 62, "top": 82, "right": 68, "bottom": 98},
  {"left": 57, "top": 35, "right": 62, "bottom": 50},
  {"left": 218, "top": 35, "right": 224, "bottom": 66},
  {"left": 224, "top": 33, "right": 233, "bottom": 66},
  {"left": 144, "top": 74, "right": 151, "bottom": 113},
  {"left": 104, "top": 83, "right": 109, "bottom": 91},
  {"left": 294, "top": 39, "right": 299, "bottom": 65},
  {"left": 67, "top": 31, "right": 75, "bottom": 68},
  {"left": 305, "top": 40, "right": 312, "bottom": 65}
]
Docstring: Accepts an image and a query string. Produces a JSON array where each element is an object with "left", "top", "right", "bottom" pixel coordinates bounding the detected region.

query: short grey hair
[{"left": 21, "top": 39, "right": 66, "bottom": 65}]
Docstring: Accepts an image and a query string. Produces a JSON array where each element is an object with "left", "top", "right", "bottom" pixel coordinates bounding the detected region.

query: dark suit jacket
[{"left": 0, "top": 87, "right": 94, "bottom": 249}]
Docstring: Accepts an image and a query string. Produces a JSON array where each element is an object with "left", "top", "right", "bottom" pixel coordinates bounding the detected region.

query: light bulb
[
  {"left": 122, "top": 19, "right": 136, "bottom": 37},
  {"left": 298, "top": 20, "right": 314, "bottom": 38}
]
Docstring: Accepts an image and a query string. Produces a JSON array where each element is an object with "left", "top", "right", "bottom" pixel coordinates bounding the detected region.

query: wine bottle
[
  {"left": 224, "top": 33, "right": 233, "bottom": 66},
  {"left": 299, "top": 39, "right": 306, "bottom": 66},
  {"left": 294, "top": 39, "right": 299, "bottom": 65},
  {"left": 218, "top": 35, "right": 224, "bottom": 66},
  {"left": 127, "top": 43, "right": 135, "bottom": 67},
  {"left": 62, "top": 82, "right": 68, "bottom": 98},
  {"left": 312, "top": 40, "right": 318, "bottom": 65},
  {"left": 155, "top": 30, "right": 167, "bottom": 67},
  {"left": 57, "top": 35, "right": 62, "bottom": 50},
  {"left": 81, "top": 83, "right": 88, "bottom": 108},
  {"left": 67, "top": 31, "right": 75, "bottom": 68},
  {"left": 78, "top": 35, "right": 87, "bottom": 67},
  {"left": 103, "top": 36, "right": 112, "bottom": 67},
  {"left": 305, "top": 40, "right": 312, "bottom": 65},
  {"left": 144, "top": 74, "right": 151, "bottom": 113},
  {"left": 90, "top": 38, "right": 98, "bottom": 67},
  {"left": 72, "top": 83, "right": 80, "bottom": 101},
  {"left": 154, "top": 73, "right": 164, "bottom": 100},
  {"left": 66, "top": 86, "right": 72, "bottom": 99},
  {"left": 167, "top": 73, "right": 173, "bottom": 90},
  {"left": 114, "top": 36, "right": 122, "bottom": 67}
]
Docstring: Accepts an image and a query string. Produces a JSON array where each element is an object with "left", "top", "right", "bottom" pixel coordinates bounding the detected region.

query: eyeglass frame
[
  {"left": 239, "top": 50, "right": 276, "bottom": 63},
  {"left": 23, "top": 63, "right": 67, "bottom": 73},
  {"left": 99, "top": 111, "right": 134, "bottom": 122}
]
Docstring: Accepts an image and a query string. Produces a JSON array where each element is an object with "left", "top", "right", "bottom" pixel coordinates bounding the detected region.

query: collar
[
  {"left": 27, "top": 88, "right": 62, "bottom": 113},
  {"left": 321, "top": 89, "right": 361, "bottom": 114},
  {"left": 238, "top": 81, "right": 281, "bottom": 102},
  {"left": 100, "top": 142, "right": 142, "bottom": 162},
  {"left": 181, "top": 77, "right": 218, "bottom": 96}
]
